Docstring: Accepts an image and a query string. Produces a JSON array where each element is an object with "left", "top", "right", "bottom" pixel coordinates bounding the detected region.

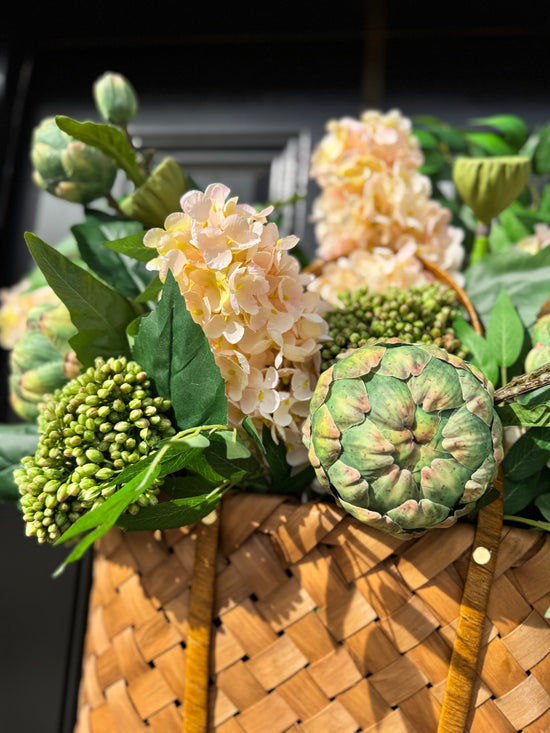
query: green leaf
[
  {"left": 533, "top": 123, "right": 550, "bottom": 175},
  {"left": 0, "top": 423, "right": 39, "bottom": 502},
  {"left": 116, "top": 493, "right": 220, "bottom": 531},
  {"left": 535, "top": 492, "right": 550, "bottom": 521},
  {"left": 72, "top": 212, "right": 154, "bottom": 299},
  {"left": 503, "top": 471, "right": 544, "bottom": 514},
  {"left": 161, "top": 474, "right": 220, "bottom": 500},
  {"left": 497, "top": 402, "right": 550, "bottom": 428},
  {"left": 132, "top": 270, "right": 227, "bottom": 430},
  {"left": 25, "top": 232, "right": 137, "bottom": 367},
  {"left": 468, "top": 115, "right": 529, "bottom": 150},
  {"left": 412, "top": 129, "right": 439, "bottom": 149},
  {"left": 262, "top": 424, "right": 291, "bottom": 486},
  {"left": 241, "top": 415, "right": 266, "bottom": 455},
  {"left": 503, "top": 427, "right": 550, "bottom": 481},
  {"left": 55, "top": 115, "right": 146, "bottom": 186},
  {"left": 135, "top": 275, "right": 162, "bottom": 303},
  {"left": 464, "top": 132, "right": 515, "bottom": 156},
  {"left": 464, "top": 246, "right": 550, "bottom": 328},
  {"left": 518, "top": 385, "right": 550, "bottom": 408},
  {"left": 498, "top": 208, "right": 531, "bottom": 243},
  {"left": 103, "top": 231, "right": 156, "bottom": 262},
  {"left": 485, "top": 290, "right": 525, "bottom": 368},
  {"left": 453, "top": 314, "right": 498, "bottom": 385},
  {"left": 488, "top": 219, "right": 513, "bottom": 253}
]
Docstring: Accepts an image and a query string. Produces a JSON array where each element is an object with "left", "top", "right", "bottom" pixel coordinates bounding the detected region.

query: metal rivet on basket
[{"left": 472, "top": 546, "right": 492, "bottom": 565}]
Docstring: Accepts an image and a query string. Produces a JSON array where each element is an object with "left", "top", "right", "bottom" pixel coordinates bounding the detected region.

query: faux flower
[
  {"left": 0, "top": 281, "right": 61, "bottom": 350},
  {"left": 144, "top": 183, "right": 329, "bottom": 465},
  {"left": 516, "top": 223, "right": 550, "bottom": 254},
  {"left": 309, "top": 109, "right": 465, "bottom": 288}
]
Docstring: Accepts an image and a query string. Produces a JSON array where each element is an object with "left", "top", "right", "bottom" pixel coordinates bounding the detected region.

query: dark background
[{"left": 1, "top": 3, "right": 549, "bottom": 731}]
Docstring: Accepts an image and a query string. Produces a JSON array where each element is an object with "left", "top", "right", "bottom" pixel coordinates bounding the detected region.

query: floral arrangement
[{"left": 2, "top": 72, "right": 550, "bottom": 583}]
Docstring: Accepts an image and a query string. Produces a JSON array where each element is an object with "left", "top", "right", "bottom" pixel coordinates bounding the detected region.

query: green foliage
[
  {"left": 25, "top": 232, "right": 140, "bottom": 367},
  {"left": 0, "top": 424, "right": 39, "bottom": 502},
  {"left": 55, "top": 115, "right": 146, "bottom": 186},
  {"left": 132, "top": 271, "right": 227, "bottom": 431}
]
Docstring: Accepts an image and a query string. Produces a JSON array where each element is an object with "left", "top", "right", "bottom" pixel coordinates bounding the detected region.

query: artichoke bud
[
  {"left": 525, "top": 343, "right": 550, "bottom": 372},
  {"left": 9, "top": 303, "right": 79, "bottom": 422},
  {"left": 452, "top": 156, "right": 531, "bottom": 224},
  {"left": 304, "top": 339, "right": 504, "bottom": 538},
  {"left": 532, "top": 313, "right": 550, "bottom": 347},
  {"left": 93, "top": 71, "right": 138, "bottom": 125},
  {"left": 30, "top": 116, "right": 117, "bottom": 205},
  {"left": 120, "top": 157, "right": 189, "bottom": 227}
]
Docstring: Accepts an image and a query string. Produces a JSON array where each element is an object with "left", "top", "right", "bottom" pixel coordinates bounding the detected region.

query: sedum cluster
[
  {"left": 308, "top": 110, "right": 465, "bottom": 303},
  {"left": 15, "top": 356, "right": 175, "bottom": 544},
  {"left": 320, "top": 282, "right": 468, "bottom": 371},
  {"left": 144, "top": 182, "right": 329, "bottom": 466}
]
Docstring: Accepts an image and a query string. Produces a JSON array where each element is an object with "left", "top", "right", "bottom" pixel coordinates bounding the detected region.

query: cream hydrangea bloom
[
  {"left": 144, "top": 183, "right": 329, "bottom": 466},
  {"left": 309, "top": 109, "right": 465, "bottom": 288}
]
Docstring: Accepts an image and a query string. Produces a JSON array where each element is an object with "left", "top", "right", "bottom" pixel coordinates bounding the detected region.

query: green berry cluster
[
  {"left": 321, "top": 283, "right": 468, "bottom": 371},
  {"left": 15, "top": 356, "right": 176, "bottom": 544}
]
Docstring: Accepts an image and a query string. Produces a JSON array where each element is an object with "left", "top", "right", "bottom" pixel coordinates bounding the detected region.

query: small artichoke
[
  {"left": 303, "top": 339, "right": 503, "bottom": 537},
  {"left": 15, "top": 356, "right": 176, "bottom": 544},
  {"left": 9, "top": 302, "right": 78, "bottom": 422},
  {"left": 30, "top": 116, "right": 117, "bottom": 204}
]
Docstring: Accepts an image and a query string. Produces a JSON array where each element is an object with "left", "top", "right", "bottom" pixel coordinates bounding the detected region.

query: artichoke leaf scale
[
  {"left": 441, "top": 407, "right": 493, "bottom": 470},
  {"left": 408, "top": 358, "right": 465, "bottom": 412},
  {"left": 369, "top": 464, "right": 418, "bottom": 514},
  {"left": 324, "top": 378, "right": 370, "bottom": 431},
  {"left": 376, "top": 342, "right": 431, "bottom": 379},
  {"left": 339, "top": 418, "right": 394, "bottom": 477},
  {"left": 364, "top": 373, "right": 415, "bottom": 430}
]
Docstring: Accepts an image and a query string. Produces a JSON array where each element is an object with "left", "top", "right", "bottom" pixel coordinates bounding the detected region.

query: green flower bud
[
  {"left": 452, "top": 156, "right": 531, "bottom": 224},
  {"left": 31, "top": 117, "right": 117, "bottom": 205},
  {"left": 120, "top": 157, "right": 190, "bottom": 228},
  {"left": 93, "top": 71, "right": 138, "bottom": 125}
]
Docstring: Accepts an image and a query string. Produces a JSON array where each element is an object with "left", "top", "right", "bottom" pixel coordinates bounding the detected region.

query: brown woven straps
[{"left": 183, "top": 512, "right": 220, "bottom": 732}]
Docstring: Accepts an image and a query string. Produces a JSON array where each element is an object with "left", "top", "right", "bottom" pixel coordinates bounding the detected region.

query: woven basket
[{"left": 74, "top": 492, "right": 550, "bottom": 733}]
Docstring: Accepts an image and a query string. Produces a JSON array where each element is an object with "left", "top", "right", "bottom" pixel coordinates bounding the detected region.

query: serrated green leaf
[
  {"left": 485, "top": 290, "right": 525, "bottom": 368},
  {"left": 518, "top": 385, "right": 550, "bottom": 408},
  {"left": 25, "top": 232, "right": 137, "bottom": 367},
  {"left": 55, "top": 115, "right": 146, "bottom": 186},
  {"left": 132, "top": 270, "right": 227, "bottom": 430},
  {"left": 242, "top": 415, "right": 266, "bottom": 455},
  {"left": 116, "top": 493, "right": 220, "bottom": 531},
  {"left": 469, "top": 115, "right": 529, "bottom": 150}
]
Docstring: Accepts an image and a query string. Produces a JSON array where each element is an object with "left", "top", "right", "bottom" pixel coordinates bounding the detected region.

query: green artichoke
[
  {"left": 303, "top": 339, "right": 503, "bottom": 537},
  {"left": 9, "top": 302, "right": 78, "bottom": 422},
  {"left": 30, "top": 116, "right": 117, "bottom": 204},
  {"left": 15, "top": 356, "right": 176, "bottom": 544}
]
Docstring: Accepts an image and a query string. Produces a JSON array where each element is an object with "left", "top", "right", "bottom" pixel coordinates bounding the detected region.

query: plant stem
[
  {"left": 502, "top": 514, "right": 550, "bottom": 532},
  {"left": 494, "top": 363, "right": 550, "bottom": 404}
]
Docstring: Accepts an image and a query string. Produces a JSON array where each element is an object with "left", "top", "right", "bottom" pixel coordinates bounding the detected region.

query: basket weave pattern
[{"left": 74, "top": 494, "right": 550, "bottom": 733}]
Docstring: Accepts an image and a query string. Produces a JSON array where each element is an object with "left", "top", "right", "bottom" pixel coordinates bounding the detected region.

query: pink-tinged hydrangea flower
[
  {"left": 144, "top": 183, "right": 329, "bottom": 466},
  {"left": 307, "top": 244, "right": 433, "bottom": 307},
  {"left": 309, "top": 109, "right": 465, "bottom": 286}
]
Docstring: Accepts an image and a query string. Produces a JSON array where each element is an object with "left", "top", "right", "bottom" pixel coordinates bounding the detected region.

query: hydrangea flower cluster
[
  {"left": 144, "top": 183, "right": 329, "bottom": 465},
  {"left": 308, "top": 110, "right": 465, "bottom": 300}
]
